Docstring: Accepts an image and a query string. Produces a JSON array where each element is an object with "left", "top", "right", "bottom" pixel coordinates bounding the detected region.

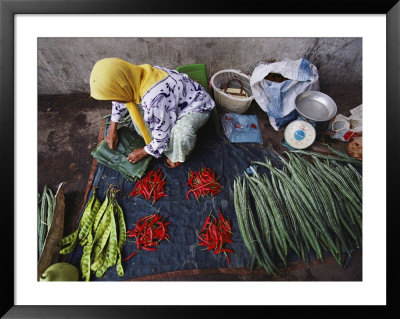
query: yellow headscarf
[{"left": 89, "top": 57, "right": 168, "bottom": 144}]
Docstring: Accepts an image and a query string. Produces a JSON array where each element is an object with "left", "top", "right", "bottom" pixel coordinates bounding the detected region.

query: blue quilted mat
[{"left": 64, "top": 124, "right": 300, "bottom": 281}]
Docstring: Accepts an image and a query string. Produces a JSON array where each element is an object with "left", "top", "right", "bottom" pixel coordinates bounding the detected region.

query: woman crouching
[{"left": 90, "top": 58, "right": 215, "bottom": 168}]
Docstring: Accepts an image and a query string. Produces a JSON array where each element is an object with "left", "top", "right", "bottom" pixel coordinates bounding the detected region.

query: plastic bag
[
  {"left": 328, "top": 104, "right": 362, "bottom": 141},
  {"left": 221, "top": 113, "right": 263, "bottom": 144},
  {"left": 250, "top": 58, "right": 319, "bottom": 130}
]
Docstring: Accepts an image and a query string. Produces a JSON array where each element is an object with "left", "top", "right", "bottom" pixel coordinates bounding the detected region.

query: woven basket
[{"left": 210, "top": 69, "right": 254, "bottom": 114}]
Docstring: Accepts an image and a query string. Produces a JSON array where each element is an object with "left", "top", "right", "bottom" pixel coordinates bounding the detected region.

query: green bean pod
[
  {"left": 247, "top": 174, "right": 286, "bottom": 254},
  {"left": 253, "top": 173, "right": 293, "bottom": 257},
  {"left": 45, "top": 191, "right": 54, "bottom": 230},
  {"left": 78, "top": 188, "right": 100, "bottom": 241},
  {"left": 59, "top": 240, "right": 78, "bottom": 255},
  {"left": 116, "top": 202, "right": 127, "bottom": 251},
  {"left": 290, "top": 149, "right": 362, "bottom": 166},
  {"left": 59, "top": 230, "right": 78, "bottom": 247},
  {"left": 269, "top": 172, "right": 301, "bottom": 254},
  {"left": 246, "top": 180, "right": 273, "bottom": 251},
  {"left": 81, "top": 245, "right": 93, "bottom": 282},
  {"left": 37, "top": 193, "right": 41, "bottom": 257},
  {"left": 86, "top": 229, "right": 94, "bottom": 246},
  {"left": 312, "top": 157, "right": 362, "bottom": 212},
  {"left": 247, "top": 178, "right": 287, "bottom": 265},
  {"left": 90, "top": 249, "right": 107, "bottom": 272},
  {"left": 39, "top": 186, "right": 48, "bottom": 256},
  {"left": 234, "top": 178, "right": 264, "bottom": 268},
  {"left": 93, "top": 191, "right": 110, "bottom": 233},
  {"left": 95, "top": 255, "right": 110, "bottom": 278},
  {"left": 241, "top": 178, "right": 278, "bottom": 273},
  {"left": 59, "top": 186, "right": 97, "bottom": 252},
  {"left": 233, "top": 178, "right": 256, "bottom": 261},
  {"left": 106, "top": 211, "right": 119, "bottom": 267},
  {"left": 92, "top": 222, "right": 112, "bottom": 263},
  {"left": 281, "top": 180, "right": 323, "bottom": 260},
  {"left": 116, "top": 250, "right": 124, "bottom": 277}
]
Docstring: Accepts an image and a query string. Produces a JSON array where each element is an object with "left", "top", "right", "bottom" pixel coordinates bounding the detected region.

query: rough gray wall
[{"left": 38, "top": 37, "right": 362, "bottom": 95}]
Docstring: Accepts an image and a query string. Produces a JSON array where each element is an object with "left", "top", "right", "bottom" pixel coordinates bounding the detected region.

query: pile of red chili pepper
[
  {"left": 197, "top": 210, "right": 234, "bottom": 264},
  {"left": 123, "top": 213, "right": 170, "bottom": 261},
  {"left": 130, "top": 169, "right": 167, "bottom": 204},
  {"left": 186, "top": 167, "right": 223, "bottom": 200}
]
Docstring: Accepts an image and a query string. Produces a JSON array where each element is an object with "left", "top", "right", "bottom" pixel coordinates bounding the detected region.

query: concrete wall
[{"left": 38, "top": 37, "right": 362, "bottom": 95}]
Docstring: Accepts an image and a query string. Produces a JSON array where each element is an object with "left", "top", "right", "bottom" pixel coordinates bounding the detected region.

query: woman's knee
[{"left": 173, "top": 123, "right": 196, "bottom": 138}]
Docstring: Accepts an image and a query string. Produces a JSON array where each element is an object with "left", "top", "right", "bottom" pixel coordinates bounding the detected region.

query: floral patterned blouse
[{"left": 111, "top": 67, "right": 215, "bottom": 158}]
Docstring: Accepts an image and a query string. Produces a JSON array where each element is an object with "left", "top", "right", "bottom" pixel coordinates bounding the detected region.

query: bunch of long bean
[
  {"left": 233, "top": 148, "right": 362, "bottom": 275},
  {"left": 59, "top": 185, "right": 127, "bottom": 281},
  {"left": 38, "top": 185, "right": 56, "bottom": 259}
]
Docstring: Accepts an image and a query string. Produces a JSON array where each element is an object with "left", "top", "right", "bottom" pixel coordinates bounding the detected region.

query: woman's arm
[
  {"left": 105, "top": 101, "right": 128, "bottom": 149},
  {"left": 105, "top": 121, "right": 119, "bottom": 149},
  {"left": 126, "top": 99, "right": 174, "bottom": 163}
]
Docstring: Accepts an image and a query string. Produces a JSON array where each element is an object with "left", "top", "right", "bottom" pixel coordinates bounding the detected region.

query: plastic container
[
  {"left": 176, "top": 64, "right": 210, "bottom": 93},
  {"left": 210, "top": 69, "right": 254, "bottom": 114}
]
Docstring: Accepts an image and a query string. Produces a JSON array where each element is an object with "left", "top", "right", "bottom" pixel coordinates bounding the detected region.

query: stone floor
[{"left": 37, "top": 84, "right": 362, "bottom": 281}]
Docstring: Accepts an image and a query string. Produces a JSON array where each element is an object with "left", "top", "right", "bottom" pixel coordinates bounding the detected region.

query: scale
[{"left": 282, "top": 119, "right": 316, "bottom": 150}]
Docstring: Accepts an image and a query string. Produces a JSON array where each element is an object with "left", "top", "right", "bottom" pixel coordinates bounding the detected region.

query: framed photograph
[{"left": 1, "top": 0, "right": 398, "bottom": 317}]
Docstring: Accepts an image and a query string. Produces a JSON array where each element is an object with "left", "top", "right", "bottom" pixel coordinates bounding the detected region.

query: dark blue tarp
[{"left": 65, "top": 123, "right": 298, "bottom": 281}]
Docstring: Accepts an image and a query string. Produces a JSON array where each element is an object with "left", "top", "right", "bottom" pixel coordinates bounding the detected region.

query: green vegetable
[
  {"left": 59, "top": 185, "right": 127, "bottom": 281},
  {"left": 233, "top": 149, "right": 362, "bottom": 273},
  {"left": 40, "top": 262, "right": 79, "bottom": 281},
  {"left": 38, "top": 185, "right": 56, "bottom": 259}
]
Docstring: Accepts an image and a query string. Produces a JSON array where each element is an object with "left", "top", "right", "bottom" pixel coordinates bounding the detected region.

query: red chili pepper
[
  {"left": 186, "top": 167, "right": 223, "bottom": 200},
  {"left": 142, "top": 246, "right": 158, "bottom": 251},
  {"left": 196, "top": 211, "right": 234, "bottom": 264},
  {"left": 130, "top": 170, "right": 167, "bottom": 203},
  {"left": 123, "top": 251, "right": 139, "bottom": 261},
  {"left": 250, "top": 123, "right": 257, "bottom": 129},
  {"left": 219, "top": 248, "right": 235, "bottom": 254},
  {"left": 126, "top": 213, "right": 170, "bottom": 259},
  {"left": 225, "top": 253, "right": 230, "bottom": 265},
  {"left": 200, "top": 217, "right": 211, "bottom": 233}
]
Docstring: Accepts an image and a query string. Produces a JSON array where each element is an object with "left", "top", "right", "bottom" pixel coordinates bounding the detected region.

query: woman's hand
[
  {"left": 105, "top": 121, "right": 119, "bottom": 150},
  {"left": 127, "top": 148, "right": 149, "bottom": 164}
]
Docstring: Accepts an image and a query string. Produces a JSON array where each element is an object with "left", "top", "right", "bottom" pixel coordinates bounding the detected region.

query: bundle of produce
[
  {"left": 38, "top": 185, "right": 56, "bottom": 259},
  {"left": 291, "top": 144, "right": 362, "bottom": 166},
  {"left": 234, "top": 148, "right": 362, "bottom": 275},
  {"left": 124, "top": 213, "right": 170, "bottom": 261},
  {"left": 196, "top": 210, "right": 234, "bottom": 265},
  {"left": 130, "top": 169, "right": 167, "bottom": 204},
  {"left": 186, "top": 167, "right": 223, "bottom": 200},
  {"left": 59, "top": 185, "right": 127, "bottom": 281},
  {"left": 91, "top": 126, "right": 152, "bottom": 182}
]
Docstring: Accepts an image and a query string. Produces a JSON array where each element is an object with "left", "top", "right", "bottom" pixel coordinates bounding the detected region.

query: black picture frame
[{"left": 1, "top": 0, "right": 399, "bottom": 318}]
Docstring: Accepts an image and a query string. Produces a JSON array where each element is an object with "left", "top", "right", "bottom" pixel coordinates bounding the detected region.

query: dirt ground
[{"left": 37, "top": 84, "right": 362, "bottom": 281}]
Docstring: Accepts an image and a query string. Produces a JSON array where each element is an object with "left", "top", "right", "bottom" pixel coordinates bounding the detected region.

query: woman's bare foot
[{"left": 164, "top": 158, "right": 183, "bottom": 168}]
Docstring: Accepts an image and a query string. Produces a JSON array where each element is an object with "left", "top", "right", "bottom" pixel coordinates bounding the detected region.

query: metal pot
[{"left": 295, "top": 91, "right": 337, "bottom": 122}]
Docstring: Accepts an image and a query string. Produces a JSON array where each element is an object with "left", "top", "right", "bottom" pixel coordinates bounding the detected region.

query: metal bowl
[{"left": 295, "top": 91, "right": 337, "bottom": 122}]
